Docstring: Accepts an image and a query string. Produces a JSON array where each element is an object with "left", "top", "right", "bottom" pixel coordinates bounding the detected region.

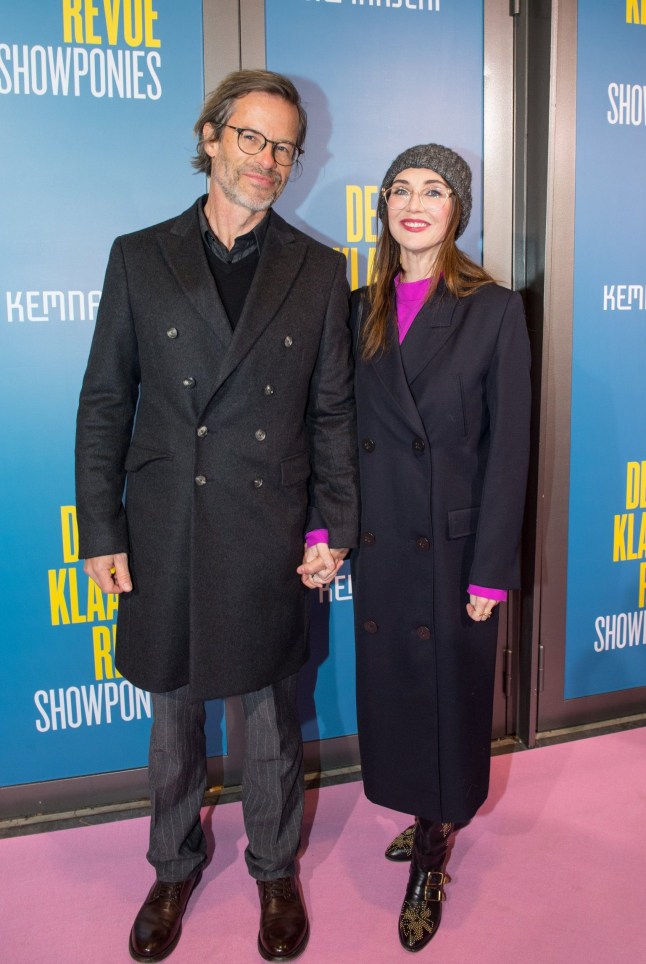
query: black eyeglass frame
[{"left": 219, "top": 124, "right": 304, "bottom": 166}]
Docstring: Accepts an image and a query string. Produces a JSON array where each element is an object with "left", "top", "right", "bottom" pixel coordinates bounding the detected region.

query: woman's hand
[
  {"left": 466, "top": 594, "right": 498, "bottom": 622},
  {"left": 297, "top": 543, "right": 347, "bottom": 588}
]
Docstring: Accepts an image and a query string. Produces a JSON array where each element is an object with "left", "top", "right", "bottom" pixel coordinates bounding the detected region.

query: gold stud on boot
[
  {"left": 398, "top": 867, "right": 450, "bottom": 952},
  {"left": 385, "top": 823, "right": 416, "bottom": 861}
]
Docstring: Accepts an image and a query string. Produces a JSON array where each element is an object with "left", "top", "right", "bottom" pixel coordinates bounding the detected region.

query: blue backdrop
[
  {"left": 0, "top": 0, "right": 485, "bottom": 789},
  {"left": 0, "top": 0, "right": 216, "bottom": 787},
  {"left": 565, "top": 1, "right": 646, "bottom": 697}
]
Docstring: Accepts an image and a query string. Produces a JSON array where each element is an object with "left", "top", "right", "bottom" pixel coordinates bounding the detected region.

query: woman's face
[{"left": 385, "top": 167, "right": 454, "bottom": 263}]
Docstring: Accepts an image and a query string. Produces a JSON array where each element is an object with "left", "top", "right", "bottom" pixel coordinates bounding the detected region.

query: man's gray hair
[{"left": 193, "top": 69, "right": 307, "bottom": 176}]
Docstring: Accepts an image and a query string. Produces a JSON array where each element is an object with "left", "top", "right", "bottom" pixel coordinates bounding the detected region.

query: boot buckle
[{"left": 423, "top": 871, "right": 449, "bottom": 902}]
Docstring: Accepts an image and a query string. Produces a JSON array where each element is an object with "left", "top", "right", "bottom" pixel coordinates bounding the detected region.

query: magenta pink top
[{"left": 395, "top": 274, "right": 432, "bottom": 341}]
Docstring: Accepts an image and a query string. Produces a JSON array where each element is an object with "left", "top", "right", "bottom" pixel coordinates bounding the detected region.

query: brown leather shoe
[
  {"left": 128, "top": 870, "right": 202, "bottom": 962},
  {"left": 257, "top": 876, "right": 310, "bottom": 961}
]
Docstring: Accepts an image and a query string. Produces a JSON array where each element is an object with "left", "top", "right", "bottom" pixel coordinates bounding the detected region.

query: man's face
[{"left": 204, "top": 91, "right": 300, "bottom": 214}]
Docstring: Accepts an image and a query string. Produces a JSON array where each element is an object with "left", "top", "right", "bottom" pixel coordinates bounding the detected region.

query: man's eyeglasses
[
  {"left": 220, "top": 125, "right": 303, "bottom": 166},
  {"left": 382, "top": 185, "right": 454, "bottom": 214}
]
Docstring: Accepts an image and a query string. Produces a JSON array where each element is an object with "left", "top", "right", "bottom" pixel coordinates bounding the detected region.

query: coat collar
[
  {"left": 398, "top": 281, "right": 460, "bottom": 384},
  {"left": 366, "top": 282, "right": 460, "bottom": 436},
  {"left": 157, "top": 203, "right": 307, "bottom": 402},
  {"left": 370, "top": 334, "right": 425, "bottom": 438},
  {"left": 158, "top": 200, "right": 233, "bottom": 348},
  {"left": 209, "top": 211, "right": 307, "bottom": 397}
]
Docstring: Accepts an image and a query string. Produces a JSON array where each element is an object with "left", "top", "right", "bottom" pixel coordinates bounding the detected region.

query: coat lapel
[
  {"left": 207, "top": 212, "right": 307, "bottom": 397},
  {"left": 370, "top": 333, "right": 426, "bottom": 439},
  {"left": 367, "top": 284, "right": 460, "bottom": 436},
  {"left": 158, "top": 202, "right": 233, "bottom": 350},
  {"left": 399, "top": 284, "right": 460, "bottom": 386}
]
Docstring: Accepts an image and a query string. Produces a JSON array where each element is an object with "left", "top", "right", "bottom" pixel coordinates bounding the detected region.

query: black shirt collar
[{"left": 198, "top": 196, "right": 270, "bottom": 264}]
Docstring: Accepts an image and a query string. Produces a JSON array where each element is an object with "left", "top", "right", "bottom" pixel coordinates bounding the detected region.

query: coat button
[
  {"left": 412, "top": 437, "right": 425, "bottom": 453},
  {"left": 166, "top": 327, "right": 178, "bottom": 339},
  {"left": 361, "top": 531, "right": 376, "bottom": 545},
  {"left": 284, "top": 335, "right": 293, "bottom": 347},
  {"left": 263, "top": 384, "right": 275, "bottom": 396},
  {"left": 195, "top": 475, "right": 207, "bottom": 486},
  {"left": 197, "top": 426, "right": 208, "bottom": 438},
  {"left": 362, "top": 438, "right": 376, "bottom": 453},
  {"left": 416, "top": 626, "right": 431, "bottom": 640},
  {"left": 255, "top": 429, "right": 266, "bottom": 441},
  {"left": 364, "top": 620, "right": 378, "bottom": 634},
  {"left": 253, "top": 478, "right": 263, "bottom": 488},
  {"left": 416, "top": 536, "right": 430, "bottom": 551},
  {"left": 183, "top": 376, "right": 196, "bottom": 389}
]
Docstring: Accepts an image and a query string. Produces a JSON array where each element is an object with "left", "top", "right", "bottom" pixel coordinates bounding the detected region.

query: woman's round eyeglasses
[{"left": 382, "top": 185, "right": 454, "bottom": 214}]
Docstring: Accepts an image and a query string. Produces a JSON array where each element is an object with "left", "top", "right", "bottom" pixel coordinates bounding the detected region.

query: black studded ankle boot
[
  {"left": 398, "top": 819, "right": 454, "bottom": 952},
  {"left": 385, "top": 820, "right": 416, "bottom": 861}
]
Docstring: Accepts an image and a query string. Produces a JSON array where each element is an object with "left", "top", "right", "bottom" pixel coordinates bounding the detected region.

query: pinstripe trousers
[{"left": 147, "top": 673, "right": 304, "bottom": 883}]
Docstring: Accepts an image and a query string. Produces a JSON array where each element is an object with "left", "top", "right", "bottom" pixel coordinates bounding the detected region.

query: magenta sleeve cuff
[
  {"left": 467, "top": 584, "right": 508, "bottom": 602},
  {"left": 305, "top": 528, "right": 329, "bottom": 548}
]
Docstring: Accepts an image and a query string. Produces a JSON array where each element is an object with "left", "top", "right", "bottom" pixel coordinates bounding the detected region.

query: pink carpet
[{"left": 1, "top": 728, "right": 644, "bottom": 963}]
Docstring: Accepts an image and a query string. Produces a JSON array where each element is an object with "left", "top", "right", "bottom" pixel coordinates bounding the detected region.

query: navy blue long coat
[{"left": 351, "top": 282, "right": 530, "bottom": 823}]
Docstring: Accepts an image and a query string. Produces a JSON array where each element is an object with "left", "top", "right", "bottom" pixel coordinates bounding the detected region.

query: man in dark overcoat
[{"left": 75, "top": 69, "right": 359, "bottom": 963}]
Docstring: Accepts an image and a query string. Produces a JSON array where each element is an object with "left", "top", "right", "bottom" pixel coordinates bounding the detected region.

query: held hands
[
  {"left": 84, "top": 553, "right": 132, "bottom": 594},
  {"left": 466, "top": 594, "right": 498, "bottom": 623},
  {"left": 297, "top": 543, "right": 348, "bottom": 589}
]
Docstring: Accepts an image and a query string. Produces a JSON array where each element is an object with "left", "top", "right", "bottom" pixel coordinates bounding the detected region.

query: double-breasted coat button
[
  {"left": 263, "top": 385, "right": 275, "bottom": 396},
  {"left": 364, "top": 620, "right": 378, "bottom": 634},
  {"left": 253, "top": 478, "right": 263, "bottom": 488},
  {"left": 183, "top": 376, "right": 196, "bottom": 389},
  {"left": 255, "top": 429, "right": 266, "bottom": 442},
  {"left": 362, "top": 532, "right": 376, "bottom": 545},
  {"left": 412, "top": 437, "right": 425, "bottom": 453},
  {"left": 195, "top": 475, "right": 207, "bottom": 486},
  {"left": 197, "top": 426, "right": 208, "bottom": 438},
  {"left": 166, "top": 327, "right": 178, "bottom": 339},
  {"left": 416, "top": 536, "right": 430, "bottom": 551},
  {"left": 416, "top": 626, "right": 431, "bottom": 640},
  {"left": 362, "top": 438, "right": 376, "bottom": 453},
  {"left": 284, "top": 335, "right": 293, "bottom": 347}
]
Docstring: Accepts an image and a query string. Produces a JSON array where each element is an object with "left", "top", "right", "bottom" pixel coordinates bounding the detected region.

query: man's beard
[{"left": 212, "top": 158, "right": 283, "bottom": 213}]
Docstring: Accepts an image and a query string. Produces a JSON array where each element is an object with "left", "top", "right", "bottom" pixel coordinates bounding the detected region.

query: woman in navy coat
[{"left": 351, "top": 144, "right": 531, "bottom": 952}]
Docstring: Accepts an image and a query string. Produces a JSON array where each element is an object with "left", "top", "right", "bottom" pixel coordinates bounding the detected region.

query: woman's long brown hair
[{"left": 360, "top": 196, "right": 495, "bottom": 361}]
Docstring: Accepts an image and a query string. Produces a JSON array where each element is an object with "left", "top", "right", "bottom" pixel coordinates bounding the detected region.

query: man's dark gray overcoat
[
  {"left": 76, "top": 201, "right": 359, "bottom": 700},
  {"left": 351, "top": 282, "right": 530, "bottom": 824}
]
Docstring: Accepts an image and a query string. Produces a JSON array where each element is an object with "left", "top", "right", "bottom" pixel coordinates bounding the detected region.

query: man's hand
[
  {"left": 297, "top": 544, "right": 348, "bottom": 589},
  {"left": 83, "top": 553, "right": 132, "bottom": 594}
]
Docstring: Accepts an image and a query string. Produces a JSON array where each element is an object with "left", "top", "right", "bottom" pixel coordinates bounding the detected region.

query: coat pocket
[
  {"left": 447, "top": 506, "right": 480, "bottom": 539},
  {"left": 280, "top": 452, "right": 311, "bottom": 486},
  {"left": 124, "top": 443, "right": 174, "bottom": 472}
]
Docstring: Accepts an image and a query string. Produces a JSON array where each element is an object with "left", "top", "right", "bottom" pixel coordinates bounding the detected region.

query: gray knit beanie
[{"left": 378, "top": 143, "right": 472, "bottom": 239}]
